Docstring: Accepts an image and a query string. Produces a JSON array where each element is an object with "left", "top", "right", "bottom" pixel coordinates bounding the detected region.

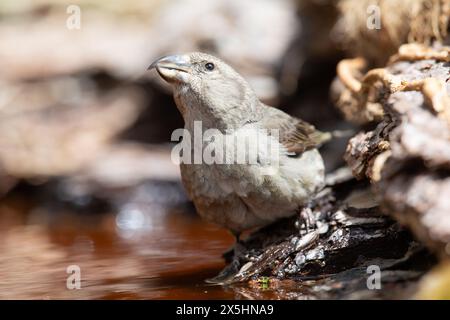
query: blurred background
[
  {"left": 0, "top": 0, "right": 350, "bottom": 299},
  {"left": 0, "top": 0, "right": 407, "bottom": 299}
]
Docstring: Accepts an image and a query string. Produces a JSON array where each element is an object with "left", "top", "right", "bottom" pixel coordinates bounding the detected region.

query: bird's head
[{"left": 149, "top": 52, "right": 260, "bottom": 129}]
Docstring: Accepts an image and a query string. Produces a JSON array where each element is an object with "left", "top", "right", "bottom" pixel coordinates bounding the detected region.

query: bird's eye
[{"left": 205, "top": 62, "right": 215, "bottom": 71}]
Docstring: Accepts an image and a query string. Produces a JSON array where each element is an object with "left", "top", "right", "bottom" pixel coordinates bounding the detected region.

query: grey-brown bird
[{"left": 149, "top": 52, "right": 329, "bottom": 243}]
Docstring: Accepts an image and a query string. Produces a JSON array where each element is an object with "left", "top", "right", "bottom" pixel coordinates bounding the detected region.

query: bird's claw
[{"left": 205, "top": 259, "right": 241, "bottom": 285}]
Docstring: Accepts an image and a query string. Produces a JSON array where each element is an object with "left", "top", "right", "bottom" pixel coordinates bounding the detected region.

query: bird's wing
[{"left": 259, "top": 105, "right": 331, "bottom": 154}]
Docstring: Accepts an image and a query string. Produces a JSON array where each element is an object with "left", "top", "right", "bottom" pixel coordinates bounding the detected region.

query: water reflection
[
  {"left": 0, "top": 181, "right": 235, "bottom": 299},
  {"left": 116, "top": 204, "right": 148, "bottom": 239}
]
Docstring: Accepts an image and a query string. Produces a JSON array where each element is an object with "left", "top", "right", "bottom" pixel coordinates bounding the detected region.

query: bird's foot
[
  {"left": 221, "top": 245, "right": 235, "bottom": 263},
  {"left": 204, "top": 258, "right": 241, "bottom": 284},
  {"left": 222, "top": 229, "right": 247, "bottom": 260},
  {"left": 207, "top": 236, "right": 247, "bottom": 284},
  {"left": 299, "top": 206, "right": 317, "bottom": 234}
]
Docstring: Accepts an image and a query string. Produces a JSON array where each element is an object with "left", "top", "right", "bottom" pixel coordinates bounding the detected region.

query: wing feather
[{"left": 259, "top": 105, "right": 331, "bottom": 154}]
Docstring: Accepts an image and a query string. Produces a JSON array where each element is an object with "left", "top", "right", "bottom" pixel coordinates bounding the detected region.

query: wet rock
[
  {"left": 335, "top": 43, "right": 450, "bottom": 258},
  {"left": 216, "top": 174, "right": 434, "bottom": 299}
]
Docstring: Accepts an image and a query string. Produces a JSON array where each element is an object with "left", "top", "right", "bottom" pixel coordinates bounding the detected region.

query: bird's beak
[{"left": 148, "top": 54, "right": 191, "bottom": 83}]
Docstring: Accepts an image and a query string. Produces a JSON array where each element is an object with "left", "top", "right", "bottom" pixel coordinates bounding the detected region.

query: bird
[{"left": 148, "top": 52, "right": 329, "bottom": 279}]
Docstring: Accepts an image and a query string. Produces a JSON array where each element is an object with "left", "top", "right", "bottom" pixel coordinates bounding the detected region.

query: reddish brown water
[
  {"left": 1, "top": 187, "right": 419, "bottom": 300},
  {"left": 0, "top": 192, "right": 241, "bottom": 299}
]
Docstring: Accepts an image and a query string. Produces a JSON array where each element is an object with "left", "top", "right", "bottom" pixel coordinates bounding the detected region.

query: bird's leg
[
  {"left": 223, "top": 230, "right": 246, "bottom": 264},
  {"left": 232, "top": 230, "right": 241, "bottom": 243},
  {"left": 299, "top": 207, "right": 316, "bottom": 234},
  {"left": 206, "top": 230, "right": 245, "bottom": 284},
  {"left": 231, "top": 230, "right": 245, "bottom": 257},
  {"left": 221, "top": 230, "right": 243, "bottom": 262}
]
